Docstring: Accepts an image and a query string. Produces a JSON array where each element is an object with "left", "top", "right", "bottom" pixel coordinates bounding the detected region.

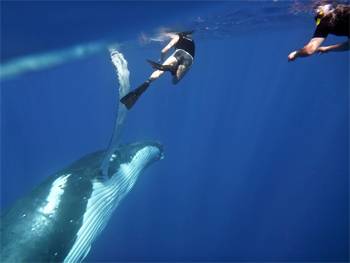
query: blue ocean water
[{"left": 1, "top": 1, "right": 348, "bottom": 262}]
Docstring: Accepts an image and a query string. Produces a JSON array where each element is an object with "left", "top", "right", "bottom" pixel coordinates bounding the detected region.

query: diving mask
[{"left": 314, "top": 4, "right": 333, "bottom": 26}]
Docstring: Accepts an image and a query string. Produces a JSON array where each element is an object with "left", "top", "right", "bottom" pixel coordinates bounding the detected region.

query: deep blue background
[{"left": 1, "top": 1, "right": 349, "bottom": 262}]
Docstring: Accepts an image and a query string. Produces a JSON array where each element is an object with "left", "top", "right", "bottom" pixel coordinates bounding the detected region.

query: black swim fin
[
  {"left": 147, "top": 59, "right": 177, "bottom": 75},
  {"left": 120, "top": 80, "right": 150, "bottom": 110}
]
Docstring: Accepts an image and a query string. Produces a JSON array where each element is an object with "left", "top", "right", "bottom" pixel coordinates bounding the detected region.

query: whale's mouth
[
  {"left": 144, "top": 142, "right": 164, "bottom": 164},
  {"left": 128, "top": 141, "right": 164, "bottom": 162}
]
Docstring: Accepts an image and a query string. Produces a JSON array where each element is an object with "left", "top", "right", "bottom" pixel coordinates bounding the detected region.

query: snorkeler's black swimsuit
[
  {"left": 313, "top": 8, "right": 350, "bottom": 38},
  {"left": 174, "top": 34, "right": 195, "bottom": 57}
]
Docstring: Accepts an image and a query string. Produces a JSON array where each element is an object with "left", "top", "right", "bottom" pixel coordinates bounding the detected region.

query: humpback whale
[{"left": 1, "top": 141, "right": 163, "bottom": 262}]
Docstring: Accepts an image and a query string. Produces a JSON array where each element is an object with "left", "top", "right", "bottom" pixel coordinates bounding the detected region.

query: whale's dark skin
[{"left": 1, "top": 142, "right": 163, "bottom": 263}]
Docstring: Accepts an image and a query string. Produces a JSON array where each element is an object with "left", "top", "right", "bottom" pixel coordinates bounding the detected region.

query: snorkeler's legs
[
  {"left": 148, "top": 56, "right": 178, "bottom": 82},
  {"left": 149, "top": 69, "right": 165, "bottom": 81},
  {"left": 172, "top": 64, "right": 188, "bottom": 84},
  {"left": 162, "top": 56, "right": 178, "bottom": 66}
]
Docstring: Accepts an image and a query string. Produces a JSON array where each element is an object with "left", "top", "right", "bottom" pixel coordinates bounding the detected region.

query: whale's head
[
  {"left": 0, "top": 141, "right": 164, "bottom": 263},
  {"left": 56, "top": 142, "right": 164, "bottom": 262},
  {"left": 106, "top": 141, "right": 164, "bottom": 178},
  {"left": 93, "top": 141, "right": 164, "bottom": 201}
]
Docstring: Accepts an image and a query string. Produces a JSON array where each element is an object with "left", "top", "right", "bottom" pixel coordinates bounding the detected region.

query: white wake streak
[{"left": 0, "top": 42, "right": 106, "bottom": 80}]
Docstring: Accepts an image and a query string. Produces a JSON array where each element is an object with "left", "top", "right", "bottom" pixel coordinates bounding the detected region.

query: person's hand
[
  {"left": 317, "top": 46, "right": 329, "bottom": 54},
  {"left": 288, "top": 51, "right": 298, "bottom": 62}
]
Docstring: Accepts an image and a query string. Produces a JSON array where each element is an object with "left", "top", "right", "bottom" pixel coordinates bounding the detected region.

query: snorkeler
[
  {"left": 120, "top": 31, "right": 195, "bottom": 109},
  {"left": 288, "top": 3, "right": 349, "bottom": 61}
]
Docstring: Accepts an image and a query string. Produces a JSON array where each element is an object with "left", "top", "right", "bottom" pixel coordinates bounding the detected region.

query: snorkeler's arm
[
  {"left": 318, "top": 40, "right": 350, "bottom": 53},
  {"left": 160, "top": 35, "right": 180, "bottom": 61},
  {"left": 288, "top": 37, "right": 325, "bottom": 61}
]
